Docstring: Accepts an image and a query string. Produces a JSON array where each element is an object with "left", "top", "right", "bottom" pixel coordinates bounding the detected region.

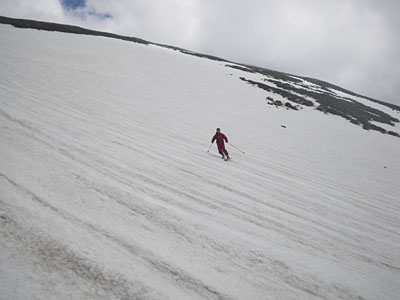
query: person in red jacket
[{"left": 212, "top": 128, "right": 230, "bottom": 160}]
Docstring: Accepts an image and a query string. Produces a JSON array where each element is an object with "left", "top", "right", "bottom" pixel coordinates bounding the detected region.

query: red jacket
[{"left": 212, "top": 132, "right": 228, "bottom": 144}]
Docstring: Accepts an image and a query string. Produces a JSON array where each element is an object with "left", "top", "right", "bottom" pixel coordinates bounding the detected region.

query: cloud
[
  {"left": 1, "top": 0, "right": 399, "bottom": 105},
  {"left": 0, "top": 0, "right": 65, "bottom": 22}
]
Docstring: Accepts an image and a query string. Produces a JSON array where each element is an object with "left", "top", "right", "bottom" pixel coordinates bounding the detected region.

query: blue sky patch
[
  {"left": 88, "top": 11, "right": 112, "bottom": 20},
  {"left": 61, "top": 0, "right": 86, "bottom": 10},
  {"left": 61, "top": 0, "right": 112, "bottom": 20}
]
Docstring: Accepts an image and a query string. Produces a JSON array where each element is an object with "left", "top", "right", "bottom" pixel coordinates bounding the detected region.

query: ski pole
[
  {"left": 207, "top": 143, "right": 213, "bottom": 152},
  {"left": 229, "top": 143, "right": 245, "bottom": 154}
]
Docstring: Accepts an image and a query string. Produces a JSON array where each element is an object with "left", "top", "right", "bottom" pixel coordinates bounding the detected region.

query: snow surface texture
[{"left": 1, "top": 24, "right": 400, "bottom": 300}]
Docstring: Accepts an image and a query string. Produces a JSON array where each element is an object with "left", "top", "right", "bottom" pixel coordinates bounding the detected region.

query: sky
[{"left": 1, "top": 0, "right": 399, "bottom": 106}]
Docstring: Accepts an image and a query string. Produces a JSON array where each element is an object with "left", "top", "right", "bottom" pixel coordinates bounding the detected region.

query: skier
[{"left": 211, "top": 128, "right": 230, "bottom": 160}]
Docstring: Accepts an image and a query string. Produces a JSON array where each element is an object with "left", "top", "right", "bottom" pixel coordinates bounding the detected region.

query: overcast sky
[{"left": 1, "top": 0, "right": 399, "bottom": 105}]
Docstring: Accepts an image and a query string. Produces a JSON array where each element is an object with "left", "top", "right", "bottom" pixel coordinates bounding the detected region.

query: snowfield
[{"left": 1, "top": 24, "right": 400, "bottom": 300}]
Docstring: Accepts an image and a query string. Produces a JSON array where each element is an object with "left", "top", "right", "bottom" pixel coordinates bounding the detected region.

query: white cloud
[{"left": 0, "top": 0, "right": 65, "bottom": 22}]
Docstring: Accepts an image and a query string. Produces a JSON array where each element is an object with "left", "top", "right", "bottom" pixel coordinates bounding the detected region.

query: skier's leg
[
  {"left": 223, "top": 148, "right": 229, "bottom": 158},
  {"left": 218, "top": 144, "right": 225, "bottom": 158}
]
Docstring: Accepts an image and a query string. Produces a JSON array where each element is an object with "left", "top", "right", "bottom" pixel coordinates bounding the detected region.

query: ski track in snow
[{"left": 1, "top": 25, "right": 400, "bottom": 300}]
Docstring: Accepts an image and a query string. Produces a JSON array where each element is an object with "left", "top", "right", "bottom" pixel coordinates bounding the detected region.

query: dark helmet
[{"left": 216, "top": 128, "right": 221, "bottom": 132}]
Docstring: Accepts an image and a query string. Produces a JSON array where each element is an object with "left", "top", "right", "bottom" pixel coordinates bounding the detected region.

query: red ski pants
[{"left": 217, "top": 143, "right": 229, "bottom": 156}]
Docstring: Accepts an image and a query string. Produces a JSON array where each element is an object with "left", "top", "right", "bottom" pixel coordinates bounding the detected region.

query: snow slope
[{"left": 1, "top": 24, "right": 400, "bottom": 300}]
